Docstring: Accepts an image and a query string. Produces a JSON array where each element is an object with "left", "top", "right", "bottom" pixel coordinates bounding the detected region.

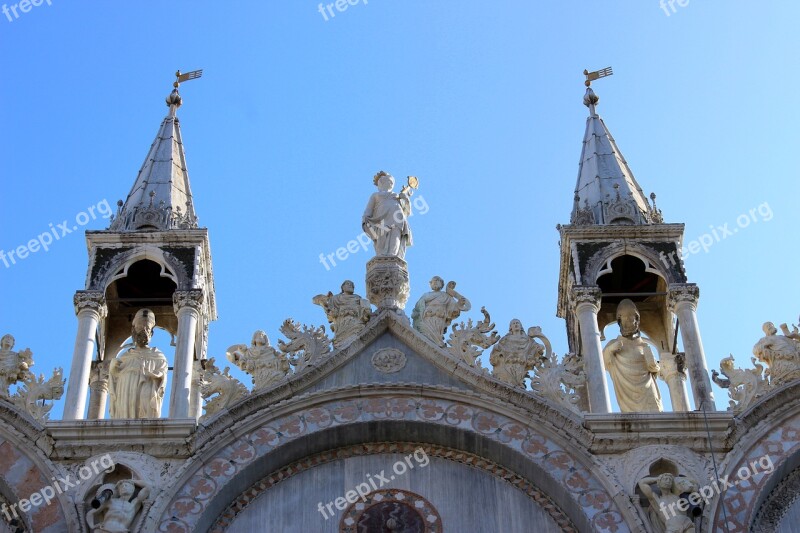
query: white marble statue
[
  {"left": 227, "top": 331, "right": 292, "bottom": 391},
  {"left": 313, "top": 280, "right": 372, "bottom": 348},
  {"left": 86, "top": 479, "right": 150, "bottom": 533},
  {"left": 412, "top": 277, "right": 471, "bottom": 346},
  {"left": 638, "top": 473, "right": 697, "bottom": 533},
  {"left": 489, "top": 320, "right": 548, "bottom": 387},
  {"left": 603, "top": 299, "right": 663, "bottom": 413},
  {"left": 108, "top": 309, "right": 169, "bottom": 419},
  {"left": 362, "top": 171, "right": 414, "bottom": 259},
  {"left": 753, "top": 321, "right": 800, "bottom": 386},
  {"left": 0, "top": 334, "right": 33, "bottom": 397}
]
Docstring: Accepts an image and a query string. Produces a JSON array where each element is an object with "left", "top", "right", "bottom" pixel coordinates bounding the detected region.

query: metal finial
[{"left": 584, "top": 67, "right": 613, "bottom": 87}]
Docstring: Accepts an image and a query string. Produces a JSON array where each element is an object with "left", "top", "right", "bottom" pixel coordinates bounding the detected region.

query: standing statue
[
  {"left": 227, "top": 331, "right": 292, "bottom": 391},
  {"left": 362, "top": 171, "right": 417, "bottom": 259},
  {"left": 0, "top": 334, "right": 33, "bottom": 397},
  {"left": 638, "top": 473, "right": 697, "bottom": 533},
  {"left": 313, "top": 280, "right": 372, "bottom": 348},
  {"left": 86, "top": 479, "right": 150, "bottom": 533},
  {"left": 108, "top": 309, "right": 169, "bottom": 419},
  {"left": 753, "top": 321, "right": 800, "bottom": 386},
  {"left": 412, "top": 277, "right": 471, "bottom": 346},
  {"left": 489, "top": 320, "right": 549, "bottom": 387},
  {"left": 603, "top": 299, "right": 663, "bottom": 412}
]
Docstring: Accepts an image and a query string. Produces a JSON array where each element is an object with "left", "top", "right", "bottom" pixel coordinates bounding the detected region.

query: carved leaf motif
[
  {"left": 278, "top": 319, "right": 332, "bottom": 371},
  {"left": 447, "top": 307, "right": 499, "bottom": 367}
]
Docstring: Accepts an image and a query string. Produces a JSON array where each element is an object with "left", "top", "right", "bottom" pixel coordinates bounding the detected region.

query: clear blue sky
[{"left": 1, "top": 1, "right": 798, "bottom": 415}]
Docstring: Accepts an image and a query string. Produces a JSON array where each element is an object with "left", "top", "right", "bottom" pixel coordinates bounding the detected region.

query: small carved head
[
  {"left": 116, "top": 480, "right": 136, "bottom": 499},
  {"left": 616, "top": 299, "right": 640, "bottom": 337},
  {"left": 131, "top": 309, "right": 156, "bottom": 348},
  {"left": 252, "top": 330, "right": 269, "bottom": 347},
  {"left": 763, "top": 322, "right": 777, "bottom": 336},
  {"left": 656, "top": 473, "right": 675, "bottom": 491},
  {"left": 341, "top": 280, "right": 355, "bottom": 294},
  {"left": 509, "top": 319, "right": 524, "bottom": 335},
  {"left": 429, "top": 276, "right": 444, "bottom": 291},
  {"left": 374, "top": 171, "right": 394, "bottom": 192},
  {"left": 0, "top": 334, "right": 14, "bottom": 350}
]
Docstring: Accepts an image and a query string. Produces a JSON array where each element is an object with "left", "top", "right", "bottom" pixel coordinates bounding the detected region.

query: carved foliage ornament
[
  {"left": 173, "top": 289, "right": 204, "bottom": 314},
  {"left": 667, "top": 284, "right": 700, "bottom": 311},
  {"left": 73, "top": 290, "right": 108, "bottom": 317}
]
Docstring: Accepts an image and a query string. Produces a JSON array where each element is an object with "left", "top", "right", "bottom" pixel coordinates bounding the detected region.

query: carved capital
[
  {"left": 73, "top": 290, "right": 107, "bottom": 318},
  {"left": 570, "top": 286, "right": 602, "bottom": 313},
  {"left": 366, "top": 256, "right": 410, "bottom": 311},
  {"left": 173, "top": 289, "right": 204, "bottom": 315},
  {"left": 668, "top": 283, "right": 700, "bottom": 312}
]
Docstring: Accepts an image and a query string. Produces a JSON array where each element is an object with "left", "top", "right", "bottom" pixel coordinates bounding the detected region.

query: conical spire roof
[
  {"left": 109, "top": 89, "right": 198, "bottom": 231},
  {"left": 570, "top": 88, "right": 662, "bottom": 226}
]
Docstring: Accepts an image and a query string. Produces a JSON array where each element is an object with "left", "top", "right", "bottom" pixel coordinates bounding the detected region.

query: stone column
[
  {"left": 189, "top": 359, "right": 204, "bottom": 419},
  {"left": 669, "top": 284, "right": 715, "bottom": 411},
  {"left": 87, "top": 360, "right": 110, "bottom": 419},
  {"left": 170, "top": 290, "right": 203, "bottom": 419},
  {"left": 366, "top": 256, "right": 410, "bottom": 313},
  {"left": 64, "top": 291, "right": 106, "bottom": 420},
  {"left": 659, "top": 351, "right": 691, "bottom": 411},
  {"left": 571, "top": 286, "right": 611, "bottom": 413}
]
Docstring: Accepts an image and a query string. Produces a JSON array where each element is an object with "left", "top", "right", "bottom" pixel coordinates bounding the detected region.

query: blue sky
[{"left": 0, "top": 1, "right": 798, "bottom": 415}]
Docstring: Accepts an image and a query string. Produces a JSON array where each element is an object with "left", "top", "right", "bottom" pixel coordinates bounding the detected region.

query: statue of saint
[
  {"left": 603, "top": 299, "right": 663, "bottom": 412},
  {"left": 0, "top": 334, "right": 33, "bottom": 397},
  {"left": 108, "top": 309, "right": 169, "bottom": 419},
  {"left": 86, "top": 479, "right": 150, "bottom": 533},
  {"left": 362, "top": 171, "right": 414, "bottom": 259},
  {"left": 753, "top": 321, "right": 800, "bottom": 386},
  {"left": 313, "top": 280, "right": 372, "bottom": 348},
  {"left": 489, "top": 320, "right": 546, "bottom": 387},
  {"left": 638, "top": 473, "right": 697, "bottom": 533},
  {"left": 227, "top": 331, "right": 291, "bottom": 390},
  {"left": 411, "top": 277, "right": 471, "bottom": 346}
]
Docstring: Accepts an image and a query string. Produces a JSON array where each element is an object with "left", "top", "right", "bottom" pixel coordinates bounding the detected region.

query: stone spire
[
  {"left": 109, "top": 88, "right": 198, "bottom": 231},
  {"left": 571, "top": 87, "right": 662, "bottom": 226}
]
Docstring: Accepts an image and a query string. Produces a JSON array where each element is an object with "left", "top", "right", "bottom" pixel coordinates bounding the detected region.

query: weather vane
[
  {"left": 173, "top": 69, "right": 203, "bottom": 89},
  {"left": 583, "top": 67, "right": 613, "bottom": 87}
]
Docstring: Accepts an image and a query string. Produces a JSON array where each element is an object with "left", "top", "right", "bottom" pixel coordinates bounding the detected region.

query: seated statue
[
  {"left": 108, "top": 309, "right": 168, "bottom": 419},
  {"left": 227, "top": 330, "right": 292, "bottom": 390},
  {"left": 86, "top": 479, "right": 149, "bottom": 533},
  {"left": 411, "top": 277, "right": 471, "bottom": 346},
  {"left": 603, "top": 299, "right": 663, "bottom": 412},
  {"left": 0, "top": 334, "right": 33, "bottom": 397},
  {"left": 753, "top": 321, "right": 800, "bottom": 386},
  {"left": 313, "top": 280, "right": 372, "bottom": 348},
  {"left": 489, "top": 319, "right": 546, "bottom": 387}
]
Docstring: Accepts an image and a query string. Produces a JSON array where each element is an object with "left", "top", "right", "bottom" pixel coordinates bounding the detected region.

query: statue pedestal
[{"left": 366, "top": 256, "right": 410, "bottom": 312}]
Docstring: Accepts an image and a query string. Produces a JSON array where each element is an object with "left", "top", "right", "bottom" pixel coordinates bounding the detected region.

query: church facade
[{"left": 0, "top": 77, "right": 798, "bottom": 533}]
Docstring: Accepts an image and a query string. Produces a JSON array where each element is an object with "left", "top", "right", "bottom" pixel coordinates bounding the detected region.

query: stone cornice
[
  {"left": 584, "top": 411, "right": 733, "bottom": 454},
  {"left": 45, "top": 419, "right": 196, "bottom": 460},
  {"left": 558, "top": 223, "right": 686, "bottom": 242}
]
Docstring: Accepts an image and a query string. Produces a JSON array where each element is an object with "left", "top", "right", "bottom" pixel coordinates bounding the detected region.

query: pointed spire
[
  {"left": 571, "top": 86, "right": 663, "bottom": 226},
  {"left": 110, "top": 81, "right": 199, "bottom": 232}
]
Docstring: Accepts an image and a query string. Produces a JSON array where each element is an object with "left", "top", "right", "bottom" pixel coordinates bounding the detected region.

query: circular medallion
[
  {"left": 371, "top": 348, "right": 407, "bottom": 374},
  {"left": 339, "top": 489, "right": 442, "bottom": 533}
]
